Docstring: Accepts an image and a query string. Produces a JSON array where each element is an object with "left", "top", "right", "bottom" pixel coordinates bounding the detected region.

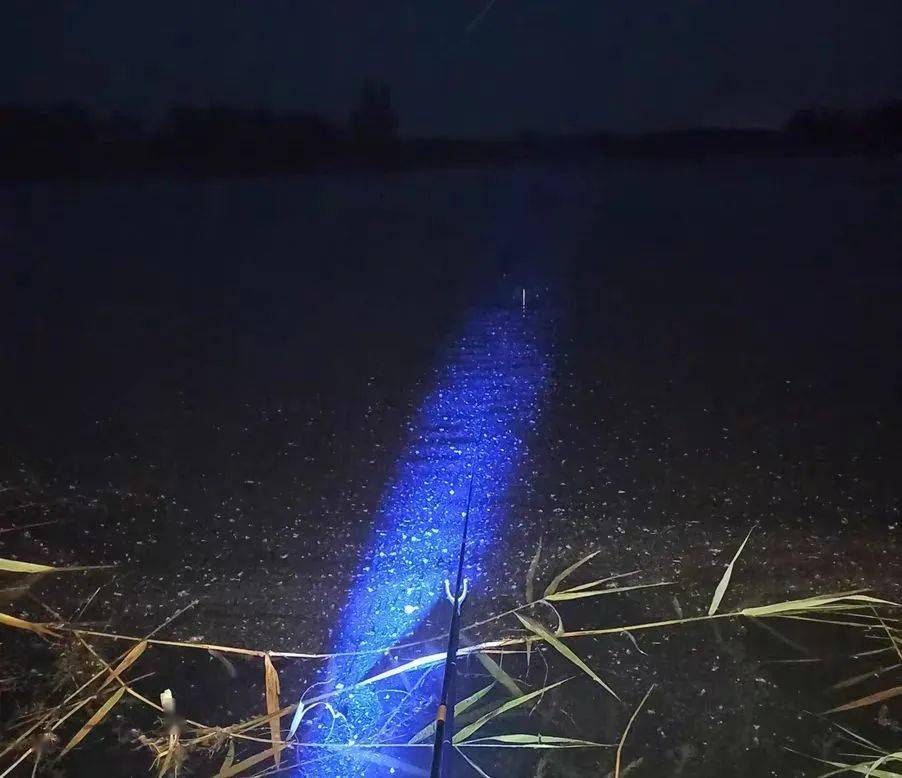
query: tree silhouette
[{"left": 349, "top": 81, "right": 398, "bottom": 146}]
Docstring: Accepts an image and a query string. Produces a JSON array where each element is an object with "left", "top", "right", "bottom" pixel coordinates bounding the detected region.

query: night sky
[{"left": 3, "top": 1, "right": 902, "bottom": 136}]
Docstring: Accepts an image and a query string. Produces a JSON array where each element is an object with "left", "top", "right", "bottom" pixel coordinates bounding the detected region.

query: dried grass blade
[
  {"left": 0, "top": 612, "right": 57, "bottom": 636},
  {"left": 286, "top": 700, "right": 308, "bottom": 740},
  {"left": 287, "top": 700, "right": 306, "bottom": 741},
  {"left": 775, "top": 615, "right": 884, "bottom": 629},
  {"left": 825, "top": 685, "right": 902, "bottom": 714},
  {"left": 0, "top": 520, "right": 57, "bottom": 535},
  {"left": 615, "top": 685, "right": 654, "bottom": 778},
  {"left": 263, "top": 654, "right": 283, "bottom": 767},
  {"left": 739, "top": 591, "right": 878, "bottom": 618},
  {"left": 455, "top": 748, "right": 496, "bottom": 777},
  {"left": 708, "top": 525, "right": 756, "bottom": 616},
  {"left": 409, "top": 682, "right": 495, "bottom": 744},
  {"left": 802, "top": 753, "right": 902, "bottom": 777},
  {"left": 543, "top": 551, "right": 600, "bottom": 598},
  {"left": 229, "top": 703, "right": 295, "bottom": 737},
  {"left": 60, "top": 686, "right": 126, "bottom": 757},
  {"left": 824, "top": 720, "right": 884, "bottom": 752},
  {"left": 559, "top": 571, "right": 639, "bottom": 594},
  {"left": 215, "top": 746, "right": 276, "bottom": 778},
  {"left": 476, "top": 652, "right": 523, "bottom": 698},
  {"left": 538, "top": 600, "right": 565, "bottom": 635},
  {"left": 219, "top": 739, "right": 235, "bottom": 773},
  {"left": 158, "top": 724, "right": 179, "bottom": 777},
  {"left": 317, "top": 649, "right": 448, "bottom": 693},
  {"left": 0, "top": 748, "right": 33, "bottom": 778},
  {"left": 99, "top": 640, "right": 148, "bottom": 690},
  {"left": 554, "top": 613, "right": 722, "bottom": 641},
  {"left": 831, "top": 663, "right": 902, "bottom": 691},
  {"left": 516, "top": 614, "right": 618, "bottom": 700},
  {"left": 462, "top": 734, "right": 614, "bottom": 747},
  {"left": 546, "top": 581, "right": 672, "bottom": 602},
  {"left": 453, "top": 679, "right": 568, "bottom": 744},
  {"left": 748, "top": 616, "right": 810, "bottom": 655},
  {"left": 0, "top": 557, "right": 106, "bottom": 574},
  {"left": 70, "top": 630, "right": 266, "bottom": 657}
]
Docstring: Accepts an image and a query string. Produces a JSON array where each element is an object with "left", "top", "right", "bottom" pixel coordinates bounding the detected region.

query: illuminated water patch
[{"left": 303, "top": 306, "right": 550, "bottom": 776}]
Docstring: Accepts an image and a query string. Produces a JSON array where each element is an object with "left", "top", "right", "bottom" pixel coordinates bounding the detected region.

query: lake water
[{"left": 1, "top": 158, "right": 900, "bottom": 776}]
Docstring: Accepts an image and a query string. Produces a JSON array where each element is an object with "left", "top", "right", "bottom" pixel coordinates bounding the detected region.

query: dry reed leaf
[
  {"left": 230, "top": 703, "right": 295, "bottom": 735},
  {"left": 557, "top": 571, "right": 638, "bottom": 594},
  {"left": 795, "top": 753, "right": 902, "bottom": 778},
  {"left": 825, "top": 685, "right": 902, "bottom": 713},
  {"left": 60, "top": 686, "right": 126, "bottom": 757},
  {"left": 516, "top": 614, "right": 618, "bottom": 700},
  {"left": 215, "top": 745, "right": 276, "bottom": 778},
  {"left": 0, "top": 696, "right": 92, "bottom": 768},
  {"left": 287, "top": 700, "right": 306, "bottom": 741},
  {"left": 453, "top": 679, "right": 568, "bottom": 744},
  {"left": 455, "top": 748, "right": 494, "bottom": 778},
  {"left": 0, "top": 748, "right": 34, "bottom": 778},
  {"left": 219, "top": 739, "right": 235, "bottom": 773},
  {"left": 831, "top": 663, "right": 902, "bottom": 691},
  {"left": 546, "top": 581, "right": 672, "bottom": 602},
  {"left": 99, "top": 640, "right": 148, "bottom": 690},
  {"left": 536, "top": 600, "right": 564, "bottom": 635},
  {"left": 158, "top": 724, "right": 180, "bottom": 777},
  {"left": 408, "top": 682, "right": 495, "bottom": 744},
  {"left": 465, "top": 734, "right": 613, "bottom": 747},
  {"left": 475, "top": 652, "right": 523, "bottom": 698},
  {"left": 0, "top": 557, "right": 105, "bottom": 574},
  {"left": 741, "top": 593, "right": 899, "bottom": 618},
  {"left": 264, "top": 654, "right": 282, "bottom": 768},
  {"left": 543, "top": 550, "right": 600, "bottom": 598},
  {"left": 71, "top": 631, "right": 268, "bottom": 657},
  {"left": 0, "top": 611, "right": 57, "bottom": 636},
  {"left": 615, "top": 685, "right": 654, "bottom": 778},
  {"left": 0, "top": 520, "right": 57, "bottom": 534},
  {"left": 708, "top": 525, "right": 756, "bottom": 616}
]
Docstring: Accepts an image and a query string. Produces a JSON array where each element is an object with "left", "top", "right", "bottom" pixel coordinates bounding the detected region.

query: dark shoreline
[{"left": 2, "top": 128, "right": 901, "bottom": 183}]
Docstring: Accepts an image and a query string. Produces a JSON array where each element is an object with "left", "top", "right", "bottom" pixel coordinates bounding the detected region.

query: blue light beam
[{"left": 303, "top": 306, "right": 550, "bottom": 775}]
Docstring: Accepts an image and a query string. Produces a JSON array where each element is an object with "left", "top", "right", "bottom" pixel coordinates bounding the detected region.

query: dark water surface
[{"left": 1, "top": 159, "right": 900, "bottom": 776}]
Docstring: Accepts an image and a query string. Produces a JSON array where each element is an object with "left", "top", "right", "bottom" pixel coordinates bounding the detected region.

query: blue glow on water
[{"left": 304, "top": 306, "right": 549, "bottom": 776}]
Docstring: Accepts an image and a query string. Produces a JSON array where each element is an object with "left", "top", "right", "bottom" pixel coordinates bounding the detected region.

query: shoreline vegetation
[
  {"left": 2, "top": 96, "right": 901, "bottom": 181},
  {"left": 1, "top": 533, "right": 900, "bottom": 777}
]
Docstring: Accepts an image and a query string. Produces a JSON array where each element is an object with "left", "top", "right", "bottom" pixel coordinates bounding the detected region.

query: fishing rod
[
  {"left": 430, "top": 295, "right": 525, "bottom": 776},
  {"left": 429, "top": 464, "right": 478, "bottom": 778}
]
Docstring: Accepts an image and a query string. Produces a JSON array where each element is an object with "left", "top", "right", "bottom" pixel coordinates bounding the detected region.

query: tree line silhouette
[
  {"left": 784, "top": 102, "right": 902, "bottom": 148},
  {"left": 1, "top": 84, "right": 900, "bottom": 179}
]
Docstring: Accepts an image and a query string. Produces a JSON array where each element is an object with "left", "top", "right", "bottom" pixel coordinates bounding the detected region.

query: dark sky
[{"left": 3, "top": 1, "right": 901, "bottom": 136}]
